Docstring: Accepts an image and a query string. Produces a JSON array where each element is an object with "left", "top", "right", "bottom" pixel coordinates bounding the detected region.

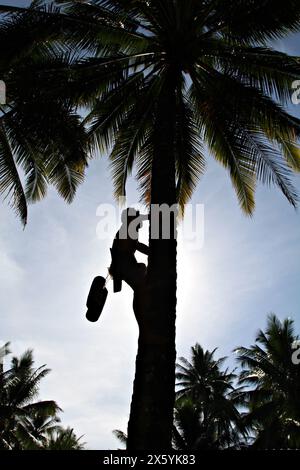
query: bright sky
[{"left": 1, "top": 1, "right": 300, "bottom": 449}]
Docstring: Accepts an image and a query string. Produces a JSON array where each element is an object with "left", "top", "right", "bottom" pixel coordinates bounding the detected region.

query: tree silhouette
[
  {"left": 235, "top": 314, "right": 300, "bottom": 449},
  {"left": 0, "top": 343, "right": 83, "bottom": 450},
  {"left": 1, "top": 0, "right": 300, "bottom": 448},
  {"left": 175, "top": 344, "right": 246, "bottom": 449}
]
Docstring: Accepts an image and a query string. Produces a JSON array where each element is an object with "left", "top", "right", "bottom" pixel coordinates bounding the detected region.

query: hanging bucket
[{"left": 86, "top": 276, "right": 108, "bottom": 322}]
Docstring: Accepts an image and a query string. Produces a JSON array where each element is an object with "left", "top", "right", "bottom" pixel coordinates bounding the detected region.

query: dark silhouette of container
[{"left": 86, "top": 276, "right": 108, "bottom": 322}]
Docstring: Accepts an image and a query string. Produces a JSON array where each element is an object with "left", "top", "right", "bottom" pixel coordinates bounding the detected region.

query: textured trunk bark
[{"left": 127, "top": 74, "right": 178, "bottom": 450}]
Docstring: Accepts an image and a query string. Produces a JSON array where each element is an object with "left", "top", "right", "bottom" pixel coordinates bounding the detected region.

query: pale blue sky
[{"left": 0, "top": 1, "right": 300, "bottom": 449}]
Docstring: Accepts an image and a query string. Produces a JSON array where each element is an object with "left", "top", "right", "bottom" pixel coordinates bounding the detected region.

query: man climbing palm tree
[
  {"left": 110, "top": 207, "right": 149, "bottom": 324},
  {"left": 1, "top": 0, "right": 300, "bottom": 449},
  {"left": 109, "top": 208, "right": 149, "bottom": 293}
]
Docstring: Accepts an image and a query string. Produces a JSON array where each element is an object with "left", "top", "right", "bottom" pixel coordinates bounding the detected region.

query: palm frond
[
  {"left": 0, "top": 121, "right": 27, "bottom": 225},
  {"left": 175, "top": 95, "right": 205, "bottom": 213},
  {"left": 109, "top": 73, "right": 163, "bottom": 198}
]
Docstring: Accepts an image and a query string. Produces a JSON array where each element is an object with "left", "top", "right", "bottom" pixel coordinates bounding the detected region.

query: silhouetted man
[
  {"left": 109, "top": 208, "right": 149, "bottom": 325},
  {"left": 109, "top": 208, "right": 149, "bottom": 293}
]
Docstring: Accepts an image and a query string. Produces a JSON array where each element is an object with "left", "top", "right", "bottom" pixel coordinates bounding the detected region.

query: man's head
[
  {"left": 121, "top": 208, "right": 147, "bottom": 237},
  {"left": 121, "top": 208, "right": 140, "bottom": 225}
]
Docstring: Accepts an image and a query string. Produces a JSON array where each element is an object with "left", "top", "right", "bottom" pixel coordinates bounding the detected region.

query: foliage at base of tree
[
  {"left": 114, "top": 314, "right": 300, "bottom": 450},
  {"left": 0, "top": 344, "right": 84, "bottom": 450},
  {"left": 174, "top": 344, "right": 246, "bottom": 450}
]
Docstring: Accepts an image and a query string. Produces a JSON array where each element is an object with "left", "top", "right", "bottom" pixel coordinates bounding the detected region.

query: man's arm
[{"left": 136, "top": 242, "right": 149, "bottom": 256}]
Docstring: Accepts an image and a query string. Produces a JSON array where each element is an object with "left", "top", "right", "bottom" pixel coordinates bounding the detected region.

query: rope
[{"left": 104, "top": 271, "right": 112, "bottom": 287}]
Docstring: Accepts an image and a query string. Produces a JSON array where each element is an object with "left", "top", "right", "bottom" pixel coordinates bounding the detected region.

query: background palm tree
[
  {"left": 0, "top": 344, "right": 60, "bottom": 449},
  {"left": 0, "top": 343, "right": 83, "bottom": 450},
  {"left": 41, "top": 427, "right": 85, "bottom": 450},
  {"left": 1, "top": 0, "right": 300, "bottom": 448},
  {"left": 17, "top": 414, "right": 61, "bottom": 450},
  {"left": 175, "top": 344, "right": 246, "bottom": 449},
  {"left": 112, "top": 429, "right": 127, "bottom": 449},
  {"left": 235, "top": 314, "right": 300, "bottom": 449}
]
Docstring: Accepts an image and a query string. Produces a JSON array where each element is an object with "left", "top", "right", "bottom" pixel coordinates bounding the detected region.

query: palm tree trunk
[{"left": 127, "top": 74, "right": 178, "bottom": 450}]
